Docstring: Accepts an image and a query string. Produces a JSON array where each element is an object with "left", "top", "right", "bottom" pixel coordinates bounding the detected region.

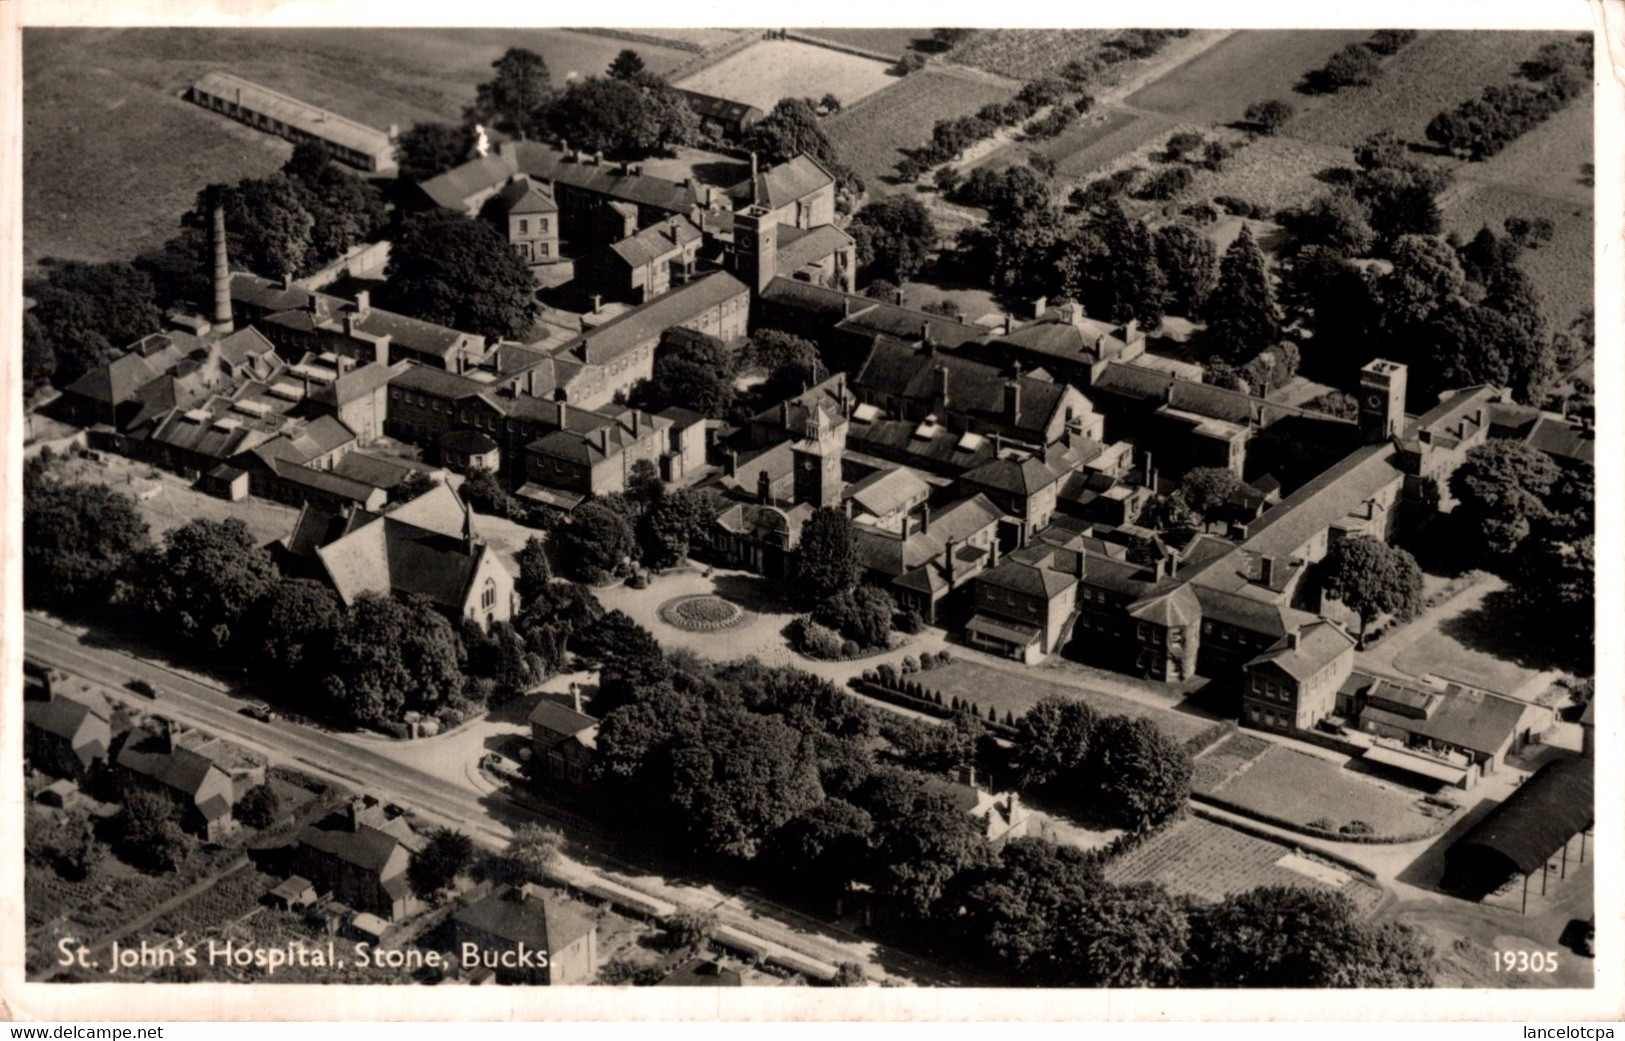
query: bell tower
[
  {"left": 791, "top": 403, "right": 847, "bottom": 508},
  {"left": 1359, "top": 359, "right": 1407, "bottom": 444}
]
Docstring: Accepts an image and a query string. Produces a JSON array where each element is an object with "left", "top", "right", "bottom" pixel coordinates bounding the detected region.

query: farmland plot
[
  {"left": 674, "top": 39, "right": 897, "bottom": 113},
  {"left": 947, "top": 29, "right": 1118, "bottom": 81},
  {"left": 824, "top": 66, "right": 1019, "bottom": 189},
  {"left": 1123, "top": 29, "right": 1371, "bottom": 127},
  {"left": 1105, "top": 816, "right": 1384, "bottom": 910},
  {"left": 791, "top": 28, "right": 932, "bottom": 60}
]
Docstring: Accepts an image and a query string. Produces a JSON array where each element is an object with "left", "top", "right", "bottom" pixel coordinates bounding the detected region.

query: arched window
[{"left": 481, "top": 578, "right": 497, "bottom": 610}]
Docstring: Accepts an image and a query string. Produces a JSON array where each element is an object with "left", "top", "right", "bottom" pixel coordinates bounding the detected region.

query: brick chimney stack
[{"left": 210, "top": 189, "right": 234, "bottom": 333}]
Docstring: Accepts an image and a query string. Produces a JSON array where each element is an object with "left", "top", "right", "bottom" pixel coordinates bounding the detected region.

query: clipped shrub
[
  {"left": 840, "top": 639, "right": 860, "bottom": 659},
  {"left": 799, "top": 619, "right": 845, "bottom": 659},
  {"left": 918, "top": 653, "right": 935, "bottom": 671},
  {"left": 901, "top": 655, "right": 918, "bottom": 674}
]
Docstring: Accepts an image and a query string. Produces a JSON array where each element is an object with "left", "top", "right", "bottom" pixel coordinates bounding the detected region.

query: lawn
[
  {"left": 674, "top": 38, "right": 898, "bottom": 113},
  {"left": 1105, "top": 816, "right": 1384, "bottom": 911},
  {"left": 1123, "top": 29, "right": 1372, "bottom": 128},
  {"left": 1442, "top": 182, "right": 1594, "bottom": 336},
  {"left": 1206, "top": 745, "right": 1445, "bottom": 839},
  {"left": 1167, "top": 132, "right": 1355, "bottom": 215},
  {"left": 919, "top": 660, "right": 1211, "bottom": 743},
  {"left": 1393, "top": 582, "right": 1555, "bottom": 694},
  {"left": 825, "top": 66, "right": 1019, "bottom": 189},
  {"left": 1287, "top": 30, "right": 1577, "bottom": 150}
]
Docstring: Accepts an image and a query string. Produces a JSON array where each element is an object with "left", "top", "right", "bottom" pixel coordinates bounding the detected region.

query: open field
[
  {"left": 791, "top": 28, "right": 931, "bottom": 60},
  {"left": 988, "top": 107, "right": 1168, "bottom": 183},
  {"left": 946, "top": 29, "right": 1117, "bottom": 81},
  {"left": 1208, "top": 745, "right": 1446, "bottom": 839},
  {"left": 1457, "top": 89, "right": 1593, "bottom": 203},
  {"left": 1104, "top": 816, "right": 1384, "bottom": 910},
  {"left": 674, "top": 38, "right": 897, "bottom": 113},
  {"left": 52, "top": 452, "right": 300, "bottom": 547},
  {"left": 580, "top": 27, "right": 750, "bottom": 52},
  {"left": 1443, "top": 185, "right": 1594, "bottom": 346},
  {"left": 919, "top": 660, "right": 1211, "bottom": 743},
  {"left": 825, "top": 66, "right": 1019, "bottom": 189},
  {"left": 1288, "top": 30, "right": 1576, "bottom": 149},
  {"left": 1123, "top": 29, "right": 1370, "bottom": 127},
  {"left": 22, "top": 27, "right": 691, "bottom": 266},
  {"left": 1167, "top": 132, "right": 1353, "bottom": 215}
]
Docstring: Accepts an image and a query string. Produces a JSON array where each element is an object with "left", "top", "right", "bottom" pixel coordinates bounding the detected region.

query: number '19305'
[{"left": 1495, "top": 950, "right": 1558, "bottom": 973}]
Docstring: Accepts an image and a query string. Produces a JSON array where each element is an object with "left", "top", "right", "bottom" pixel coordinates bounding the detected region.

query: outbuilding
[{"left": 1442, "top": 757, "right": 1593, "bottom": 912}]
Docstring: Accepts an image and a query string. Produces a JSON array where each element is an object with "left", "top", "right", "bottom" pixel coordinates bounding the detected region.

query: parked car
[
  {"left": 240, "top": 704, "right": 276, "bottom": 723},
  {"left": 124, "top": 678, "right": 158, "bottom": 699}
]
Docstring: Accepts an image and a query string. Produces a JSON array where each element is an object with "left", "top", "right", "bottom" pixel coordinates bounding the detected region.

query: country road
[{"left": 24, "top": 615, "right": 969, "bottom": 986}]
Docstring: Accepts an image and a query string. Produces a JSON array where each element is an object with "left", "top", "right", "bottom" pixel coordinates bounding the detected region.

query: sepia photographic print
[{"left": 7, "top": 0, "right": 1618, "bottom": 1022}]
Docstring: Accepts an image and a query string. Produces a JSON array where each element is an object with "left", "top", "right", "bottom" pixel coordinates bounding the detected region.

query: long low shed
[
  {"left": 1442, "top": 757, "right": 1593, "bottom": 912},
  {"left": 188, "top": 71, "right": 397, "bottom": 173}
]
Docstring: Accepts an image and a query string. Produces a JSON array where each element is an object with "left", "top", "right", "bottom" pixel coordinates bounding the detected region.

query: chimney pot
[
  {"left": 1002, "top": 314, "right": 1014, "bottom": 335},
  {"left": 894, "top": 288, "right": 905, "bottom": 306},
  {"left": 757, "top": 468, "right": 771, "bottom": 504},
  {"left": 920, "top": 503, "right": 930, "bottom": 534},
  {"left": 355, "top": 290, "right": 371, "bottom": 315}
]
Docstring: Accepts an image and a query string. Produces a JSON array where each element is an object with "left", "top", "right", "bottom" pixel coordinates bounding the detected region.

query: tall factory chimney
[{"left": 211, "top": 189, "right": 234, "bottom": 333}]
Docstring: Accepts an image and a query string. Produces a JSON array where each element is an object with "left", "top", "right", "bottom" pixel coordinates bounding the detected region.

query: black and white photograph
[{"left": 7, "top": 0, "right": 1616, "bottom": 1020}]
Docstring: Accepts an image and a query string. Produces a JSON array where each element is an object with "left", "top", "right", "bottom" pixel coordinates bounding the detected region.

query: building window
[
  {"left": 481, "top": 579, "right": 497, "bottom": 610},
  {"left": 519, "top": 219, "right": 529, "bottom": 235},
  {"left": 539, "top": 218, "right": 549, "bottom": 233}
]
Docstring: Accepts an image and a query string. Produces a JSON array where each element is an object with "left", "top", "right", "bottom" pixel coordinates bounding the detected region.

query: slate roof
[
  {"left": 65, "top": 351, "right": 164, "bottom": 405},
  {"left": 508, "top": 141, "right": 703, "bottom": 214},
  {"left": 728, "top": 154, "right": 835, "bottom": 209},
  {"left": 299, "top": 805, "right": 424, "bottom": 874},
  {"left": 528, "top": 700, "right": 598, "bottom": 736},
  {"left": 774, "top": 223, "right": 853, "bottom": 274},
  {"left": 319, "top": 518, "right": 486, "bottom": 608},
  {"left": 607, "top": 216, "right": 701, "bottom": 268},
  {"left": 1448, "top": 757, "right": 1593, "bottom": 876},
  {"left": 1091, "top": 362, "right": 1347, "bottom": 428},
  {"left": 993, "top": 304, "right": 1136, "bottom": 366},
  {"left": 657, "top": 957, "right": 743, "bottom": 987},
  {"left": 419, "top": 153, "right": 523, "bottom": 211},
  {"left": 283, "top": 502, "right": 376, "bottom": 557},
  {"left": 1192, "top": 585, "right": 1314, "bottom": 638},
  {"left": 1526, "top": 415, "right": 1594, "bottom": 465},
  {"left": 713, "top": 500, "right": 814, "bottom": 541},
  {"left": 25, "top": 691, "right": 111, "bottom": 749},
  {"left": 441, "top": 429, "right": 500, "bottom": 454},
  {"left": 314, "top": 362, "right": 403, "bottom": 408},
  {"left": 115, "top": 733, "right": 228, "bottom": 813},
  {"left": 675, "top": 88, "right": 764, "bottom": 127},
  {"left": 391, "top": 364, "right": 492, "bottom": 400},
  {"left": 1409, "top": 685, "right": 1532, "bottom": 756},
  {"left": 853, "top": 338, "right": 1069, "bottom": 441},
  {"left": 962, "top": 455, "right": 1062, "bottom": 496},
  {"left": 1126, "top": 583, "right": 1202, "bottom": 627},
  {"left": 976, "top": 557, "right": 1077, "bottom": 599},
  {"left": 230, "top": 273, "right": 344, "bottom": 317},
  {"left": 492, "top": 175, "right": 557, "bottom": 216},
  {"left": 558, "top": 272, "right": 749, "bottom": 367},
  {"left": 1239, "top": 443, "right": 1404, "bottom": 561},
  {"left": 453, "top": 885, "right": 597, "bottom": 953},
  {"left": 1245, "top": 621, "right": 1355, "bottom": 680},
  {"left": 191, "top": 72, "right": 392, "bottom": 159},
  {"left": 272, "top": 458, "right": 381, "bottom": 504},
  {"left": 855, "top": 494, "right": 1001, "bottom": 579},
  {"left": 846, "top": 415, "right": 998, "bottom": 474},
  {"left": 845, "top": 466, "right": 930, "bottom": 518}
]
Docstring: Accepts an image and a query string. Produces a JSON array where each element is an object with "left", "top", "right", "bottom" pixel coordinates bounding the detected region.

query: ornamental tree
[
  {"left": 1203, "top": 226, "right": 1279, "bottom": 364},
  {"left": 1318, "top": 535, "right": 1424, "bottom": 643},
  {"left": 384, "top": 209, "right": 538, "bottom": 340}
]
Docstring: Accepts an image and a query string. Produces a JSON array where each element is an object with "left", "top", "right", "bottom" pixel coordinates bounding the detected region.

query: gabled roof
[
  {"left": 25, "top": 690, "right": 111, "bottom": 745},
  {"left": 1245, "top": 620, "right": 1355, "bottom": 680},
  {"left": 382, "top": 480, "right": 468, "bottom": 538},
  {"left": 453, "top": 884, "right": 596, "bottom": 953},
  {"left": 775, "top": 223, "right": 854, "bottom": 274},
  {"left": 507, "top": 141, "right": 703, "bottom": 214},
  {"left": 675, "top": 88, "right": 764, "bottom": 127},
  {"left": 115, "top": 732, "right": 230, "bottom": 812},
  {"left": 390, "top": 363, "right": 493, "bottom": 400},
  {"left": 1192, "top": 585, "right": 1314, "bottom": 638},
  {"left": 418, "top": 152, "right": 522, "bottom": 211},
  {"left": 728, "top": 154, "right": 835, "bottom": 209},
  {"left": 314, "top": 362, "right": 405, "bottom": 407},
  {"left": 529, "top": 700, "right": 598, "bottom": 736},
  {"left": 191, "top": 71, "right": 392, "bottom": 159},
  {"left": 558, "top": 272, "right": 749, "bottom": 367},
  {"left": 853, "top": 338, "right": 1069, "bottom": 441},
  {"left": 845, "top": 466, "right": 929, "bottom": 519},
  {"left": 606, "top": 216, "right": 702, "bottom": 269},
  {"left": 65, "top": 351, "right": 164, "bottom": 406},
  {"left": 299, "top": 803, "right": 424, "bottom": 875},
  {"left": 315, "top": 507, "right": 491, "bottom": 610},
  {"left": 993, "top": 303, "right": 1137, "bottom": 366},
  {"left": 1239, "top": 443, "right": 1404, "bottom": 561}
]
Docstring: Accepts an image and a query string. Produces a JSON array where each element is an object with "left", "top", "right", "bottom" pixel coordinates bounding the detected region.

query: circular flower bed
[{"left": 658, "top": 594, "right": 748, "bottom": 632}]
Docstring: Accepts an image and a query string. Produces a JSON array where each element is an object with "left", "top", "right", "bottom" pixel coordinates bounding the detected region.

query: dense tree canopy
[
  {"left": 249, "top": 578, "right": 344, "bottom": 682},
  {"left": 128, "top": 518, "right": 279, "bottom": 652},
  {"left": 1012, "top": 695, "right": 1097, "bottom": 790},
  {"left": 324, "top": 593, "right": 466, "bottom": 725},
  {"left": 395, "top": 122, "right": 476, "bottom": 184},
  {"left": 555, "top": 501, "right": 638, "bottom": 581},
  {"left": 1086, "top": 714, "right": 1192, "bottom": 831},
  {"left": 409, "top": 828, "right": 476, "bottom": 900},
  {"left": 1203, "top": 226, "right": 1279, "bottom": 364},
  {"left": 471, "top": 48, "right": 551, "bottom": 137},
  {"left": 790, "top": 507, "right": 858, "bottom": 608},
  {"left": 282, "top": 143, "right": 388, "bottom": 271},
  {"left": 1187, "top": 886, "right": 1433, "bottom": 987},
  {"left": 1448, "top": 440, "right": 1561, "bottom": 560},
  {"left": 24, "top": 261, "right": 164, "bottom": 388},
  {"left": 543, "top": 75, "right": 697, "bottom": 158},
  {"left": 384, "top": 208, "right": 538, "bottom": 340},
  {"left": 23, "top": 470, "right": 151, "bottom": 612},
  {"left": 1153, "top": 223, "right": 1218, "bottom": 317},
  {"left": 849, "top": 195, "right": 938, "bottom": 284}
]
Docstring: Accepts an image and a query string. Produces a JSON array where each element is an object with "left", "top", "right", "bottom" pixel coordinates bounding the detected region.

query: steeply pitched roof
[
  {"left": 299, "top": 804, "right": 423, "bottom": 875},
  {"left": 492, "top": 175, "right": 557, "bottom": 216},
  {"left": 529, "top": 700, "right": 597, "bottom": 736},
  {"left": 315, "top": 362, "right": 405, "bottom": 407},
  {"left": 1192, "top": 585, "right": 1314, "bottom": 638},
  {"left": 675, "top": 88, "right": 764, "bottom": 127},
  {"left": 418, "top": 152, "right": 522, "bottom": 211},
  {"left": 25, "top": 690, "right": 111, "bottom": 745},
  {"left": 728, "top": 154, "right": 835, "bottom": 209},
  {"left": 115, "top": 732, "right": 229, "bottom": 811},
  {"left": 976, "top": 557, "right": 1077, "bottom": 599},
  {"left": 853, "top": 338, "right": 1069, "bottom": 442},
  {"left": 453, "top": 885, "right": 597, "bottom": 953},
  {"left": 65, "top": 351, "right": 164, "bottom": 406},
  {"left": 1245, "top": 620, "right": 1355, "bottom": 680}
]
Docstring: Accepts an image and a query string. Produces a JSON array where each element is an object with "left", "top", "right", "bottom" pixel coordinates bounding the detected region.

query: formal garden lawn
[
  {"left": 917, "top": 660, "right": 1211, "bottom": 743},
  {"left": 1204, "top": 745, "right": 1451, "bottom": 840}
]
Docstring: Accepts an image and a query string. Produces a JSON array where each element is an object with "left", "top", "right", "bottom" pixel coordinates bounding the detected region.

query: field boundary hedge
[
  {"left": 575, "top": 27, "right": 706, "bottom": 54},
  {"left": 1189, "top": 789, "right": 1452, "bottom": 846},
  {"left": 1187, "top": 805, "right": 1381, "bottom": 881},
  {"left": 783, "top": 31, "right": 906, "bottom": 66}
]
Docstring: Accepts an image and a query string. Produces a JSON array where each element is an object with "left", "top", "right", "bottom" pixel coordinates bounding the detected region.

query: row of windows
[
  {"left": 1251, "top": 676, "right": 1294, "bottom": 702},
  {"left": 1246, "top": 705, "right": 1289, "bottom": 729},
  {"left": 516, "top": 218, "right": 551, "bottom": 235}
]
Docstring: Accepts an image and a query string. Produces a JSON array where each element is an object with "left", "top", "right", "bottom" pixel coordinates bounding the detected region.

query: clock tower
[
  {"left": 734, "top": 205, "right": 778, "bottom": 296},
  {"left": 791, "top": 402, "right": 847, "bottom": 508},
  {"left": 1358, "top": 358, "right": 1407, "bottom": 445}
]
